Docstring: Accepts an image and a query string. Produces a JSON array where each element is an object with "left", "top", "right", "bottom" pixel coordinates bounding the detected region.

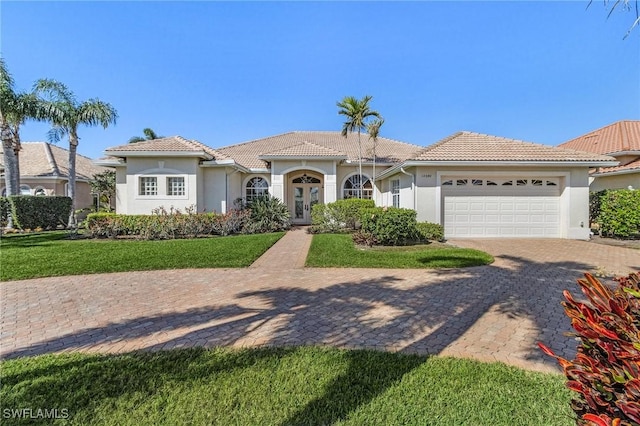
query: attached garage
[{"left": 442, "top": 176, "right": 562, "bottom": 238}]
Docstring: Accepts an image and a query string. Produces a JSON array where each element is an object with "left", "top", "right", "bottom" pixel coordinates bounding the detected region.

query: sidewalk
[{"left": 249, "top": 226, "right": 312, "bottom": 270}]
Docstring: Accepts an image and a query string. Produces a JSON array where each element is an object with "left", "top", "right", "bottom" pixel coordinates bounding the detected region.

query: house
[
  {"left": 98, "top": 131, "right": 616, "bottom": 239},
  {"left": 0, "top": 142, "right": 109, "bottom": 210},
  {"left": 558, "top": 120, "right": 640, "bottom": 192}
]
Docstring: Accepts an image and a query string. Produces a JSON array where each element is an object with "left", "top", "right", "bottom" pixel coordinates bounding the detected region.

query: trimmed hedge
[
  {"left": 360, "top": 207, "right": 420, "bottom": 246},
  {"left": 310, "top": 198, "right": 375, "bottom": 233},
  {"left": 85, "top": 211, "right": 247, "bottom": 239},
  {"left": 6, "top": 196, "right": 71, "bottom": 230},
  {"left": 593, "top": 189, "right": 640, "bottom": 238},
  {"left": 416, "top": 221, "right": 445, "bottom": 242},
  {"left": 0, "top": 197, "right": 9, "bottom": 228}
]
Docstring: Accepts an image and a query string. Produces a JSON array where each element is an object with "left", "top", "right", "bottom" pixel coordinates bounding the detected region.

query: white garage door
[{"left": 442, "top": 177, "right": 562, "bottom": 238}]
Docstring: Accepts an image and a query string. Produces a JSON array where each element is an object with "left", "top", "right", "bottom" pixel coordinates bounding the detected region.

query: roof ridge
[
  {"left": 218, "top": 132, "right": 299, "bottom": 151},
  {"left": 42, "top": 142, "right": 61, "bottom": 176}
]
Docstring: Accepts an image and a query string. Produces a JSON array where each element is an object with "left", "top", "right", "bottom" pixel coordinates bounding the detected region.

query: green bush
[
  {"left": 7, "top": 196, "right": 72, "bottom": 230},
  {"left": 0, "top": 197, "right": 9, "bottom": 228},
  {"left": 245, "top": 195, "right": 291, "bottom": 233},
  {"left": 595, "top": 189, "right": 640, "bottom": 238},
  {"left": 416, "top": 221, "right": 445, "bottom": 242},
  {"left": 85, "top": 208, "right": 254, "bottom": 239},
  {"left": 360, "top": 207, "right": 419, "bottom": 246},
  {"left": 539, "top": 272, "right": 640, "bottom": 426},
  {"left": 589, "top": 190, "right": 606, "bottom": 227},
  {"left": 310, "top": 198, "right": 375, "bottom": 233}
]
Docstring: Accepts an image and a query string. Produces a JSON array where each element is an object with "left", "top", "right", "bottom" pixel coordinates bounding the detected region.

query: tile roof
[
  {"left": 218, "top": 131, "right": 424, "bottom": 169},
  {"left": 558, "top": 120, "right": 640, "bottom": 154},
  {"left": 105, "top": 136, "right": 229, "bottom": 160},
  {"left": 260, "top": 141, "right": 346, "bottom": 158},
  {"left": 0, "top": 142, "right": 109, "bottom": 180},
  {"left": 409, "top": 131, "right": 617, "bottom": 162},
  {"left": 594, "top": 157, "right": 640, "bottom": 175}
]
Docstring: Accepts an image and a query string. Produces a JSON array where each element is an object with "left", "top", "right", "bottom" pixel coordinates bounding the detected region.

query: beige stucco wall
[
  {"left": 590, "top": 172, "right": 640, "bottom": 192},
  {"left": 118, "top": 157, "right": 201, "bottom": 215},
  {"left": 379, "top": 165, "right": 592, "bottom": 239},
  {"left": 4, "top": 179, "right": 96, "bottom": 210}
]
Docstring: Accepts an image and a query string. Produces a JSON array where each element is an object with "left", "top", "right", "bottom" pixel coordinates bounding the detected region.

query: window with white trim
[
  {"left": 139, "top": 177, "right": 157, "bottom": 196},
  {"left": 167, "top": 177, "right": 185, "bottom": 196},
  {"left": 246, "top": 177, "right": 269, "bottom": 203},
  {"left": 343, "top": 174, "right": 372, "bottom": 199},
  {"left": 391, "top": 179, "right": 400, "bottom": 208}
]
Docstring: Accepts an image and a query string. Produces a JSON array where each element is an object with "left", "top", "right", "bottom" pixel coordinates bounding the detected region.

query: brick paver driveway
[{"left": 1, "top": 233, "right": 638, "bottom": 373}]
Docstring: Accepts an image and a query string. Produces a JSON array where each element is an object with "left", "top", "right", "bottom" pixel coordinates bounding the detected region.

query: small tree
[{"left": 90, "top": 170, "right": 116, "bottom": 211}]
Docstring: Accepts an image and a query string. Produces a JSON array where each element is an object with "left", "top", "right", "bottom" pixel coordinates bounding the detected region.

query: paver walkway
[{"left": 1, "top": 233, "right": 638, "bottom": 373}]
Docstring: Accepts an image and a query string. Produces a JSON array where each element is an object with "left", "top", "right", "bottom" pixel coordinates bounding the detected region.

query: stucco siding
[{"left": 590, "top": 173, "right": 640, "bottom": 191}]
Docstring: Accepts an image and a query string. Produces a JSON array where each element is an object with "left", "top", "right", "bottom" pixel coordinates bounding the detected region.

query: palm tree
[
  {"left": 34, "top": 79, "right": 117, "bottom": 228},
  {"left": 337, "top": 95, "right": 381, "bottom": 198},
  {"left": 128, "top": 127, "right": 163, "bottom": 143},
  {"left": 0, "top": 59, "right": 45, "bottom": 197},
  {"left": 367, "top": 118, "right": 384, "bottom": 202}
]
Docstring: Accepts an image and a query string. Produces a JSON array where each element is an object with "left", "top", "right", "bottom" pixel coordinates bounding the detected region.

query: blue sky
[{"left": 2, "top": 1, "right": 639, "bottom": 159}]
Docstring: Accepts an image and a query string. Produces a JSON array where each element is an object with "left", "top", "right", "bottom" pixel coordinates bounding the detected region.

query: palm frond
[
  {"left": 128, "top": 136, "right": 145, "bottom": 143},
  {"left": 47, "top": 126, "right": 67, "bottom": 144},
  {"left": 78, "top": 99, "right": 118, "bottom": 128},
  {"left": 33, "top": 79, "right": 76, "bottom": 105},
  {"left": 143, "top": 128, "right": 159, "bottom": 140}
]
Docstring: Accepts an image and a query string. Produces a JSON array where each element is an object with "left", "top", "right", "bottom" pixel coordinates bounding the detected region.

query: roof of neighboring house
[
  {"left": 409, "top": 131, "right": 617, "bottom": 162},
  {"left": 558, "top": 120, "right": 640, "bottom": 155},
  {"left": 216, "top": 131, "right": 424, "bottom": 169},
  {"left": 105, "top": 136, "right": 230, "bottom": 160},
  {"left": 0, "top": 142, "right": 109, "bottom": 180},
  {"left": 593, "top": 158, "right": 640, "bottom": 176}
]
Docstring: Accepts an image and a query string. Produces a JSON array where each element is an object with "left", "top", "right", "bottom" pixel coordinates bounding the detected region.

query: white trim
[
  {"left": 340, "top": 172, "right": 373, "bottom": 200},
  {"left": 377, "top": 160, "right": 619, "bottom": 180},
  {"left": 134, "top": 172, "right": 190, "bottom": 200},
  {"left": 106, "top": 150, "right": 213, "bottom": 159}
]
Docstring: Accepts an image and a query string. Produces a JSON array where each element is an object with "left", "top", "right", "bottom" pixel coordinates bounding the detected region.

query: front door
[{"left": 290, "top": 174, "right": 323, "bottom": 225}]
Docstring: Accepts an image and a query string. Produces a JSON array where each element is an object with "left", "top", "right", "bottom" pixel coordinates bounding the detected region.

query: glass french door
[{"left": 292, "top": 185, "right": 320, "bottom": 224}]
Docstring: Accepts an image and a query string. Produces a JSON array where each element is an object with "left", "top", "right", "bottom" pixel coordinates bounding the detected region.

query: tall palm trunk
[
  {"left": 357, "top": 129, "right": 363, "bottom": 199},
  {"left": 67, "top": 131, "right": 78, "bottom": 228},
  {"left": 1, "top": 123, "right": 18, "bottom": 196},
  {"left": 372, "top": 144, "right": 376, "bottom": 203},
  {"left": 12, "top": 132, "right": 21, "bottom": 192}
]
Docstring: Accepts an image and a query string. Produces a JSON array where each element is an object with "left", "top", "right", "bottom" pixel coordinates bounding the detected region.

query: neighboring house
[
  {"left": 558, "top": 120, "right": 640, "bottom": 192},
  {"left": 98, "top": 131, "right": 616, "bottom": 240},
  {"left": 0, "top": 142, "right": 109, "bottom": 210}
]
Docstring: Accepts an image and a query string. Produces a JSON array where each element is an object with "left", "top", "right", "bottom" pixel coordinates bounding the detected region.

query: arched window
[
  {"left": 20, "top": 185, "right": 31, "bottom": 195},
  {"left": 245, "top": 177, "right": 269, "bottom": 203},
  {"left": 343, "top": 174, "right": 372, "bottom": 199}
]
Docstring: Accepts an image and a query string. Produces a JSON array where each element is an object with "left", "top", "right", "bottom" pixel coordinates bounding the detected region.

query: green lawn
[
  {"left": 0, "top": 231, "right": 284, "bottom": 281},
  {"left": 306, "top": 233, "right": 494, "bottom": 268},
  {"left": 0, "top": 347, "right": 573, "bottom": 425}
]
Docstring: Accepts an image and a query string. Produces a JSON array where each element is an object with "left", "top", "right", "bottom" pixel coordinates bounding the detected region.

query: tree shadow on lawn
[{"left": 2, "top": 252, "right": 607, "bottom": 424}]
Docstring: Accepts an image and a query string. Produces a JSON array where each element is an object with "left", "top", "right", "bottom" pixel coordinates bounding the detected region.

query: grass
[
  {"left": 0, "top": 347, "right": 573, "bottom": 425},
  {"left": 306, "top": 233, "right": 494, "bottom": 268},
  {"left": 0, "top": 231, "right": 284, "bottom": 281}
]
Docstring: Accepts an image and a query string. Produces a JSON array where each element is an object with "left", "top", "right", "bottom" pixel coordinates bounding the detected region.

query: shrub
[
  {"left": 0, "top": 197, "right": 9, "bottom": 228},
  {"left": 416, "top": 221, "right": 445, "bottom": 242},
  {"left": 595, "top": 189, "right": 640, "bottom": 238},
  {"left": 310, "top": 198, "right": 375, "bottom": 233},
  {"left": 351, "top": 230, "right": 378, "bottom": 247},
  {"left": 7, "top": 196, "right": 72, "bottom": 230},
  {"left": 589, "top": 190, "right": 607, "bottom": 228},
  {"left": 245, "top": 195, "right": 291, "bottom": 233},
  {"left": 360, "top": 207, "right": 419, "bottom": 246},
  {"left": 539, "top": 272, "right": 640, "bottom": 426}
]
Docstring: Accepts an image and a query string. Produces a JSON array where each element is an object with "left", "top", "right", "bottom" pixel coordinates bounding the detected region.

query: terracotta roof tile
[
  {"left": 410, "top": 131, "right": 616, "bottom": 162},
  {"left": 0, "top": 142, "right": 108, "bottom": 180},
  {"left": 260, "top": 141, "right": 346, "bottom": 158},
  {"left": 218, "top": 131, "right": 424, "bottom": 169},
  {"left": 105, "top": 136, "right": 227, "bottom": 159},
  {"left": 558, "top": 120, "right": 640, "bottom": 154},
  {"left": 594, "top": 157, "right": 640, "bottom": 175}
]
